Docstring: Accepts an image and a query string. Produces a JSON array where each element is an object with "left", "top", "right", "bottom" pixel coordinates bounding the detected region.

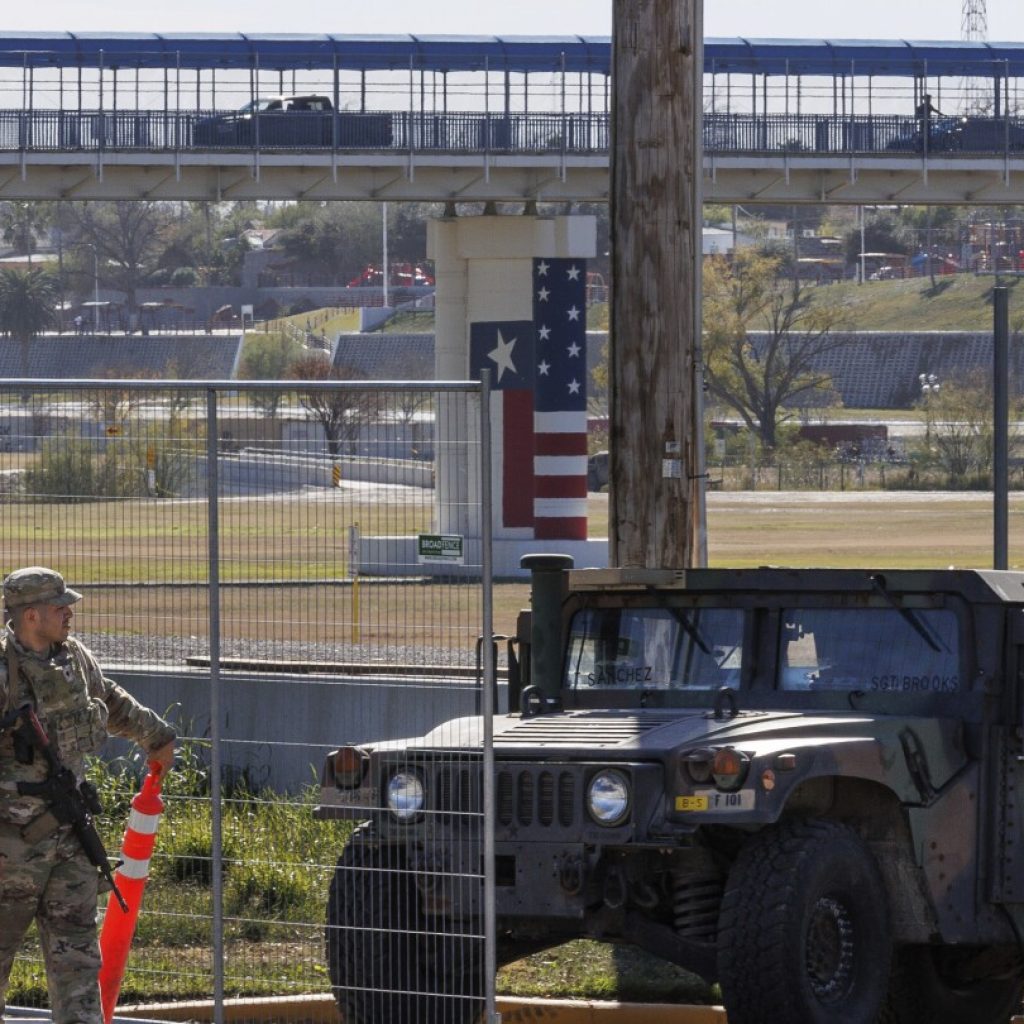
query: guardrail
[{"left": 4, "top": 108, "right": 1024, "bottom": 158}]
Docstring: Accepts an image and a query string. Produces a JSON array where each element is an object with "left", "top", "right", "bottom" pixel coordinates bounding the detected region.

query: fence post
[
  {"left": 479, "top": 370, "right": 498, "bottom": 1024},
  {"left": 205, "top": 388, "right": 225, "bottom": 1024},
  {"left": 348, "top": 523, "right": 360, "bottom": 643},
  {"left": 994, "top": 286, "right": 1009, "bottom": 569}
]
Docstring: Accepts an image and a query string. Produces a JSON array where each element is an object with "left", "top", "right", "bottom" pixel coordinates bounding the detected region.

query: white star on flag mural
[{"left": 488, "top": 330, "right": 518, "bottom": 382}]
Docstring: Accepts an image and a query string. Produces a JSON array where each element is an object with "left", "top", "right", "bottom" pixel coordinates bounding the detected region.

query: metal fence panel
[{"left": 0, "top": 379, "right": 493, "bottom": 1024}]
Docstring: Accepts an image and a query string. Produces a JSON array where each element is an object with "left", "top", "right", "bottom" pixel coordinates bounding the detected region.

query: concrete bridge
[{"left": 2, "top": 33, "right": 1024, "bottom": 203}]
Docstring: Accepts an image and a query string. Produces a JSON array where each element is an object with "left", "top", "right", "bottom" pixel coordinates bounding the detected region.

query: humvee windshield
[
  {"left": 565, "top": 607, "right": 744, "bottom": 690},
  {"left": 779, "top": 607, "right": 960, "bottom": 693}
]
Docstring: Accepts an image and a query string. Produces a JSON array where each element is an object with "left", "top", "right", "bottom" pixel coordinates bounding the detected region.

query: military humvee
[{"left": 316, "top": 555, "right": 1024, "bottom": 1024}]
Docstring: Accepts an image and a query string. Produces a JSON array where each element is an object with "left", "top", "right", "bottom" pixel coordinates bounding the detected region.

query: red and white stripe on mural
[{"left": 534, "top": 410, "right": 588, "bottom": 539}]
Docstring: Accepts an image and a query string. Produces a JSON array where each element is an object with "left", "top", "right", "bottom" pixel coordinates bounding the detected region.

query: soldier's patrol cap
[{"left": 2, "top": 567, "right": 83, "bottom": 610}]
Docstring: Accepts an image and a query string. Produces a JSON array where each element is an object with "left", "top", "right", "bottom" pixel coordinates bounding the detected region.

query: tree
[
  {"left": 388, "top": 348, "right": 435, "bottom": 457},
  {"left": 0, "top": 267, "right": 57, "bottom": 376},
  {"left": 64, "top": 201, "right": 174, "bottom": 317},
  {"left": 290, "top": 354, "right": 379, "bottom": 458},
  {"left": 87, "top": 367, "right": 159, "bottom": 426},
  {"left": 918, "top": 370, "right": 1021, "bottom": 487},
  {"left": 274, "top": 202, "right": 381, "bottom": 285},
  {"left": 239, "top": 332, "right": 305, "bottom": 419},
  {"left": 0, "top": 201, "right": 53, "bottom": 260},
  {"left": 841, "top": 208, "right": 912, "bottom": 269},
  {"left": 702, "top": 250, "right": 848, "bottom": 450}
]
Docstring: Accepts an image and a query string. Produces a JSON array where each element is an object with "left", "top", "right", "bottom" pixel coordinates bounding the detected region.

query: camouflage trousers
[{"left": 0, "top": 819, "right": 102, "bottom": 1024}]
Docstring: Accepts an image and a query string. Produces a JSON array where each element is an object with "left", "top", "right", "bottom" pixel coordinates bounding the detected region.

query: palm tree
[{"left": 0, "top": 267, "right": 57, "bottom": 378}]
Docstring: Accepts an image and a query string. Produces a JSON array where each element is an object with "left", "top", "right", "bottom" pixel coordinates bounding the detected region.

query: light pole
[
  {"left": 381, "top": 201, "right": 389, "bottom": 310},
  {"left": 88, "top": 244, "right": 100, "bottom": 333},
  {"left": 71, "top": 242, "right": 101, "bottom": 334},
  {"left": 919, "top": 372, "right": 940, "bottom": 445}
]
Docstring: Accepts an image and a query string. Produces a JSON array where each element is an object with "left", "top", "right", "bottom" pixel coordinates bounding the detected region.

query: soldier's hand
[{"left": 148, "top": 740, "right": 175, "bottom": 778}]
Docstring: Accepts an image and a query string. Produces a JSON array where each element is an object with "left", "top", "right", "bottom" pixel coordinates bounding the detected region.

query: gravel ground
[{"left": 75, "top": 630, "right": 481, "bottom": 670}]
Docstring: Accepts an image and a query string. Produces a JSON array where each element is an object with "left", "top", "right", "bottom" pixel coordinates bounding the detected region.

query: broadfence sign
[{"left": 417, "top": 533, "right": 465, "bottom": 564}]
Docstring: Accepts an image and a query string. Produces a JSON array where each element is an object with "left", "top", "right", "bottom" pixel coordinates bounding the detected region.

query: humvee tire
[
  {"left": 717, "top": 819, "right": 891, "bottom": 1024},
  {"left": 881, "top": 944, "right": 1024, "bottom": 1024},
  {"left": 326, "top": 839, "right": 482, "bottom": 1024}
]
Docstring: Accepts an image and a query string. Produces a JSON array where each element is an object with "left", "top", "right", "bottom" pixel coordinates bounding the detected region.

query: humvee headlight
[
  {"left": 684, "top": 748, "right": 715, "bottom": 784},
  {"left": 386, "top": 770, "right": 425, "bottom": 820},
  {"left": 587, "top": 769, "right": 631, "bottom": 826},
  {"left": 711, "top": 747, "right": 750, "bottom": 791}
]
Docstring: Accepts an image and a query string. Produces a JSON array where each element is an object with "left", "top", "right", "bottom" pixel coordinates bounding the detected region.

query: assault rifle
[{"left": 2, "top": 703, "right": 128, "bottom": 912}]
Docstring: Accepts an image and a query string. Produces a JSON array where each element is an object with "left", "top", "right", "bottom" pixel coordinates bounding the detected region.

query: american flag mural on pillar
[
  {"left": 469, "top": 319, "right": 536, "bottom": 530},
  {"left": 533, "top": 257, "right": 588, "bottom": 540}
]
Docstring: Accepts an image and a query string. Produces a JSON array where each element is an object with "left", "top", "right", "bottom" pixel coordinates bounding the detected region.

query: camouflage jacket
[{"left": 0, "top": 625, "right": 175, "bottom": 826}]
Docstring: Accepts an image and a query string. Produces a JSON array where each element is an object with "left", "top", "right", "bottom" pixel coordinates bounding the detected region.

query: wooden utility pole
[{"left": 609, "top": 0, "right": 705, "bottom": 568}]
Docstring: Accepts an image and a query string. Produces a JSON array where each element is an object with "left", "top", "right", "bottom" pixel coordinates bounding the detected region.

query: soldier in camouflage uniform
[{"left": 0, "top": 567, "right": 176, "bottom": 1024}]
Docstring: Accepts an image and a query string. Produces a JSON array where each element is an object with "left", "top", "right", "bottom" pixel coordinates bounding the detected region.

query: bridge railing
[{"left": 2, "top": 108, "right": 1024, "bottom": 157}]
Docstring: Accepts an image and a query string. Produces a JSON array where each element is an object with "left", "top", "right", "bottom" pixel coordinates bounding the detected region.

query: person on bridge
[
  {"left": 0, "top": 566, "right": 176, "bottom": 1024},
  {"left": 915, "top": 93, "right": 941, "bottom": 144}
]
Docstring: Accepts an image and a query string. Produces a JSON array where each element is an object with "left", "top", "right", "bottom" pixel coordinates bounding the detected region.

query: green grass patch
[
  {"left": 818, "top": 273, "right": 1024, "bottom": 331},
  {"left": 261, "top": 307, "right": 361, "bottom": 337},
  {"left": 498, "top": 941, "right": 715, "bottom": 1003},
  {"left": 296, "top": 276, "right": 1024, "bottom": 335}
]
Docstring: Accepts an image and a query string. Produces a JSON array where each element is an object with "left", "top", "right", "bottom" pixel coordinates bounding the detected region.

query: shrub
[
  {"left": 170, "top": 266, "right": 198, "bottom": 287},
  {"left": 22, "top": 437, "right": 97, "bottom": 501}
]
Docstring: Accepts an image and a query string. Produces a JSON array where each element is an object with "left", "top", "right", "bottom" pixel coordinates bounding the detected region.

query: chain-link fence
[{"left": 0, "top": 378, "right": 496, "bottom": 1024}]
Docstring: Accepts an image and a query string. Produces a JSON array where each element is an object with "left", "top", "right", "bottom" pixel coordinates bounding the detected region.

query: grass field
[
  {"left": 817, "top": 272, "right": 1024, "bottom": 331},
  {"left": 592, "top": 491, "right": 1024, "bottom": 571},
  {"left": 705, "top": 490, "right": 1024, "bottom": 569},
  {"left": 349, "top": 274, "right": 1024, "bottom": 337},
  {"left": 3, "top": 490, "right": 1022, "bottom": 654}
]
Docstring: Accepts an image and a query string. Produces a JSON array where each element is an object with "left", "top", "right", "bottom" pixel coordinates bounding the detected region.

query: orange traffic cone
[{"left": 98, "top": 761, "right": 165, "bottom": 1024}]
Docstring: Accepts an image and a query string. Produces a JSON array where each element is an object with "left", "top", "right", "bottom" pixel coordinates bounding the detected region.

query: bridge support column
[{"left": 425, "top": 210, "right": 609, "bottom": 575}]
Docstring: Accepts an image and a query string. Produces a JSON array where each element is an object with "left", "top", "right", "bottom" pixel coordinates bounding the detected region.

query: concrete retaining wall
[{"left": 107, "top": 667, "right": 503, "bottom": 792}]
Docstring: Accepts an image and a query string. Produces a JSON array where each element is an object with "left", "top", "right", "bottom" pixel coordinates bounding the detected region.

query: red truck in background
[{"left": 347, "top": 263, "right": 435, "bottom": 288}]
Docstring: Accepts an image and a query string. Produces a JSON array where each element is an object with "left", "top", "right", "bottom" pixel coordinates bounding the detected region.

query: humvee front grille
[
  {"left": 392, "top": 759, "right": 582, "bottom": 835},
  {"left": 498, "top": 767, "right": 578, "bottom": 830},
  {"left": 434, "top": 765, "right": 481, "bottom": 825}
]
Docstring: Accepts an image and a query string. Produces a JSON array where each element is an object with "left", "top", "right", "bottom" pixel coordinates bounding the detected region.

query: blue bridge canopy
[
  {"left": 0, "top": 33, "right": 1022, "bottom": 76},
  {"left": 0, "top": 32, "right": 612, "bottom": 72}
]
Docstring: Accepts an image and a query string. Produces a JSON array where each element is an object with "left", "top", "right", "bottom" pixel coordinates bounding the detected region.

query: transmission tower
[
  {"left": 961, "top": 0, "right": 988, "bottom": 40},
  {"left": 960, "top": 0, "right": 989, "bottom": 113}
]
